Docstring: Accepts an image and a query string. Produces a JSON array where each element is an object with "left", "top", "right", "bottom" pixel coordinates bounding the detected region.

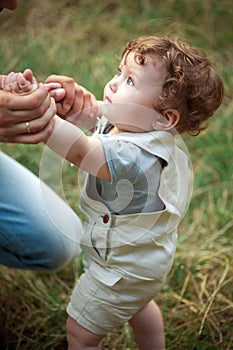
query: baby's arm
[{"left": 47, "top": 116, "right": 110, "bottom": 180}]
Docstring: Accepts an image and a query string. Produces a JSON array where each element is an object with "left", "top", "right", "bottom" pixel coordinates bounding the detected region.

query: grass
[{"left": 0, "top": 0, "right": 233, "bottom": 348}]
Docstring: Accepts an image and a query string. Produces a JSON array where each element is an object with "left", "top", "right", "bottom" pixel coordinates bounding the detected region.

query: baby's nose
[{"left": 109, "top": 79, "right": 117, "bottom": 93}]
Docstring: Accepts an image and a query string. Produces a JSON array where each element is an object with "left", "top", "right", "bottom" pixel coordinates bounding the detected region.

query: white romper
[{"left": 67, "top": 127, "right": 191, "bottom": 335}]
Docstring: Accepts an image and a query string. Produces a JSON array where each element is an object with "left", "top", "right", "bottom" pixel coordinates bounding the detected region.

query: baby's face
[{"left": 103, "top": 52, "right": 167, "bottom": 133}]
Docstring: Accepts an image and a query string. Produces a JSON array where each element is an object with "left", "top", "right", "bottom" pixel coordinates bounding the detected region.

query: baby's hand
[
  {"left": 44, "top": 74, "right": 98, "bottom": 122},
  {"left": 1, "top": 69, "right": 37, "bottom": 95}
]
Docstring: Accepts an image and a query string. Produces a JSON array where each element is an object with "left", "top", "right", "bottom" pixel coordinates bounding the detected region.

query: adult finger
[
  {"left": 45, "top": 74, "right": 76, "bottom": 114},
  {"left": 2, "top": 118, "right": 56, "bottom": 144},
  {"left": 0, "top": 87, "right": 51, "bottom": 125},
  {"left": 8, "top": 84, "right": 49, "bottom": 111},
  {"left": 0, "top": 98, "right": 57, "bottom": 137},
  {"left": 44, "top": 83, "right": 66, "bottom": 101}
]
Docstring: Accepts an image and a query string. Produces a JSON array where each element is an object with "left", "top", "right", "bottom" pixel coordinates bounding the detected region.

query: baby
[{"left": 1, "top": 35, "right": 224, "bottom": 350}]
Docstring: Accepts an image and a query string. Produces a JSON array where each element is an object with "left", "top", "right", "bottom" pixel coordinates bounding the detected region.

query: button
[{"left": 103, "top": 214, "right": 109, "bottom": 224}]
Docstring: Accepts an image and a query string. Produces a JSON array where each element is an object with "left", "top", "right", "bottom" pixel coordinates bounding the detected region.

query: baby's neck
[{"left": 108, "top": 126, "right": 121, "bottom": 135}]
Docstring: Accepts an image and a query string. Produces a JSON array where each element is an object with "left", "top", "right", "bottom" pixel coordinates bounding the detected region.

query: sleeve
[{"left": 97, "top": 135, "right": 143, "bottom": 185}]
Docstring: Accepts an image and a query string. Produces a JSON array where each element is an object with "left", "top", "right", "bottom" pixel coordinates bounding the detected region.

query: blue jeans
[{"left": 0, "top": 151, "right": 82, "bottom": 271}]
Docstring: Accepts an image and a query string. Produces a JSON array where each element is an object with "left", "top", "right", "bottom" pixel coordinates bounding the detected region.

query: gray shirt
[{"left": 86, "top": 134, "right": 164, "bottom": 215}]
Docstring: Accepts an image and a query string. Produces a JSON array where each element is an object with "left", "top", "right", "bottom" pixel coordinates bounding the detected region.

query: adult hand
[
  {"left": 0, "top": 84, "right": 56, "bottom": 144},
  {"left": 44, "top": 75, "right": 98, "bottom": 125}
]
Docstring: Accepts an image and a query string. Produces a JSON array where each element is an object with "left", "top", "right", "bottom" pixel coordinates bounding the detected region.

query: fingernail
[
  {"left": 63, "top": 103, "right": 70, "bottom": 111},
  {"left": 54, "top": 88, "right": 65, "bottom": 98}
]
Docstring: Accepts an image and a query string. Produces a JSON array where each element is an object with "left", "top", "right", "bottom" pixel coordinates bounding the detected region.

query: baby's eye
[
  {"left": 117, "top": 69, "right": 122, "bottom": 76},
  {"left": 127, "top": 77, "right": 134, "bottom": 86}
]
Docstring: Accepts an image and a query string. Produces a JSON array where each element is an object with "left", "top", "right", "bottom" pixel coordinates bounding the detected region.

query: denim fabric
[{"left": 0, "top": 151, "right": 82, "bottom": 271}]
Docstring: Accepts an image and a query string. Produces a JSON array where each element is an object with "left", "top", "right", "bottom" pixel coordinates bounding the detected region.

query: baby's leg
[
  {"left": 66, "top": 316, "right": 104, "bottom": 350},
  {"left": 129, "top": 300, "right": 165, "bottom": 350}
]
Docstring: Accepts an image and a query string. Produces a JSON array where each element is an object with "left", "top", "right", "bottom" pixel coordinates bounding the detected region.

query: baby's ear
[{"left": 152, "top": 109, "right": 180, "bottom": 131}]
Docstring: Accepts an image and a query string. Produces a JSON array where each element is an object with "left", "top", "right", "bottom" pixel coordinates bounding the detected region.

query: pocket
[
  {"left": 89, "top": 261, "right": 122, "bottom": 287},
  {"left": 90, "top": 222, "right": 110, "bottom": 261},
  {"left": 81, "top": 220, "right": 110, "bottom": 262}
]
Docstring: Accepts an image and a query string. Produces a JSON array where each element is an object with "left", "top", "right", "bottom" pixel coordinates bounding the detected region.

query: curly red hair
[{"left": 122, "top": 36, "right": 224, "bottom": 135}]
